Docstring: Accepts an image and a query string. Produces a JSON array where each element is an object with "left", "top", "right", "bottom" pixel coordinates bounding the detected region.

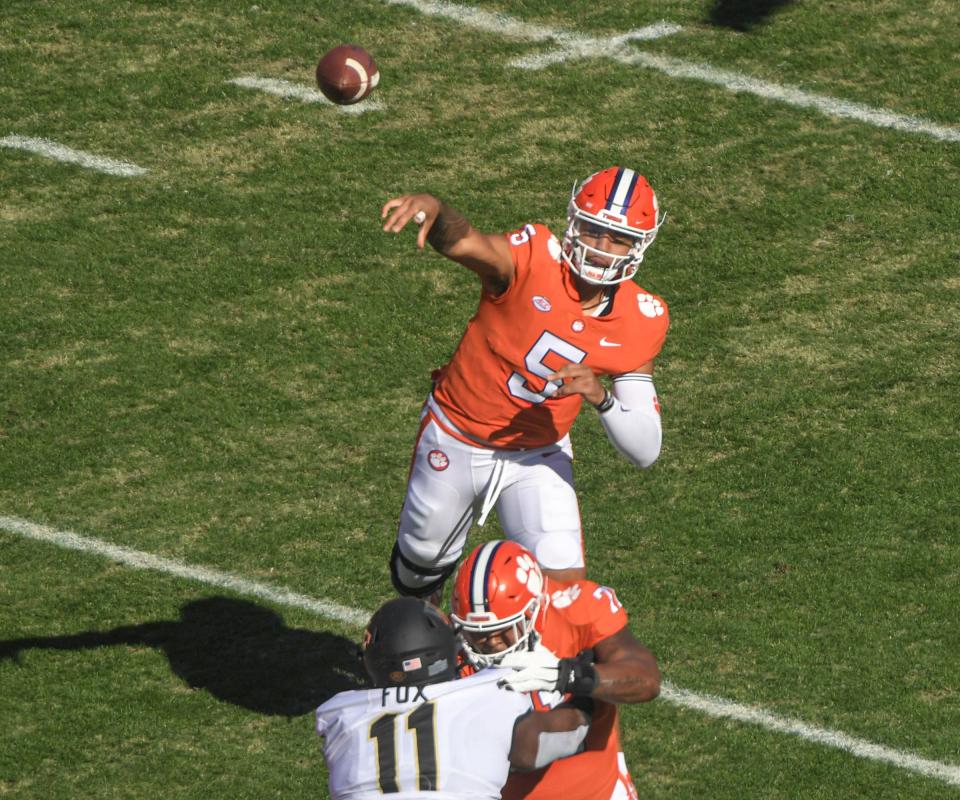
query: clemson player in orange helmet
[
  {"left": 381, "top": 168, "right": 669, "bottom": 599},
  {"left": 451, "top": 540, "right": 660, "bottom": 800}
]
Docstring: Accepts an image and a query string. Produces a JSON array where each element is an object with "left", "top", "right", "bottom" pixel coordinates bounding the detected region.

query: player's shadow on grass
[
  {"left": 0, "top": 596, "right": 365, "bottom": 716},
  {"left": 708, "top": 0, "right": 797, "bottom": 31}
]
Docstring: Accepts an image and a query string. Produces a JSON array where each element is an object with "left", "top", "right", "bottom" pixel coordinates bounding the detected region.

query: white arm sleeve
[{"left": 597, "top": 373, "right": 662, "bottom": 469}]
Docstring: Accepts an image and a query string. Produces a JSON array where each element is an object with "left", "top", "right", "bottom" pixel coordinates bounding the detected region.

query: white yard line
[
  {"left": 380, "top": 0, "right": 960, "bottom": 143},
  {"left": 0, "top": 515, "right": 366, "bottom": 627},
  {"left": 623, "top": 51, "right": 960, "bottom": 143},
  {"left": 662, "top": 683, "right": 960, "bottom": 787},
  {"left": 227, "top": 76, "right": 385, "bottom": 113},
  {"left": 508, "top": 24, "right": 683, "bottom": 70},
  {"left": 383, "top": 0, "right": 680, "bottom": 62},
  {"left": 384, "top": 0, "right": 590, "bottom": 43},
  {"left": 2, "top": 513, "right": 959, "bottom": 788},
  {"left": 0, "top": 135, "right": 148, "bottom": 176}
]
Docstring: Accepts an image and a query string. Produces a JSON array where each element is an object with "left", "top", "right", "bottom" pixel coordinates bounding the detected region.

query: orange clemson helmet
[
  {"left": 451, "top": 541, "right": 545, "bottom": 667},
  {"left": 562, "top": 166, "right": 665, "bottom": 285}
]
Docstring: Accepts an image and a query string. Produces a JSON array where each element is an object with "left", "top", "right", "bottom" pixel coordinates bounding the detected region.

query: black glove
[{"left": 556, "top": 649, "right": 598, "bottom": 696}]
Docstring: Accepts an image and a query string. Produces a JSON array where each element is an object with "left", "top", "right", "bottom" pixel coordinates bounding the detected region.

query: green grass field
[{"left": 2, "top": 1, "right": 959, "bottom": 797}]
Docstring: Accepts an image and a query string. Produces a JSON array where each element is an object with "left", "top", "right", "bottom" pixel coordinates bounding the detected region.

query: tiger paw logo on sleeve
[
  {"left": 549, "top": 583, "right": 582, "bottom": 609},
  {"left": 637, "top": 293, "right": 664, "bottom": 318}
]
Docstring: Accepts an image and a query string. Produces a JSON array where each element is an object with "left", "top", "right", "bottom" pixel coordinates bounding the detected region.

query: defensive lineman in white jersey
[{"left": 316, "top": 597, "right": 592, "bottom": 800}]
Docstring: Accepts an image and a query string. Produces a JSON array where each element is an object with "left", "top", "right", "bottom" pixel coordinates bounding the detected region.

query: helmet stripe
[
  {"left": 470, "top": 541, "right": 501, "bottom": 613},
  {"left": 605, "top": 167, "right": 625, "bottom": 210},
  {"left": 607, "top": 167, "right": 638, "bottom": 213}
]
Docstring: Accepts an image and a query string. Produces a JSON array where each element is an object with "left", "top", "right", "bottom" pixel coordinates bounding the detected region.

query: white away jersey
[{"left": 316, "top": 669, "right": 532, "bottom": 800}]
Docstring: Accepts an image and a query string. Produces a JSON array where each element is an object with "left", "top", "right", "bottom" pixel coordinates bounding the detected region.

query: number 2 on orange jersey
[{"left": 593, "top": 585, "right": 623, "bottom": 614}]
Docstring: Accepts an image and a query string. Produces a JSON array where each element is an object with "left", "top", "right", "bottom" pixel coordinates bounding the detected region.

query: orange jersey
[
  {"left": 501, "top": 578, "right": 629, "bottom": 800},
  {"left": 432, "top": 223, "right": 669, "bottom": 449}
]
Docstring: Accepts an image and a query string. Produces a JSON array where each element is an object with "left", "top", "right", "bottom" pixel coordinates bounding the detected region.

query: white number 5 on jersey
[{"left": 507, "top": 331, "right": 587, "bottom": 404}]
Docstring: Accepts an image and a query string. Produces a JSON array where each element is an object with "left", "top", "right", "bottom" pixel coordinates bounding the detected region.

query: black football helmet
[{"left": 361, "top": 597, "right": 459, "bottom": 687}]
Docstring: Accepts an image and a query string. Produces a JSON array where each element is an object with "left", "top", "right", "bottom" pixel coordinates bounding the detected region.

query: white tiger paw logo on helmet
[
  {"left": 515, "top": 553, "right": 543, "bottom": 595},
  {"left": 637, "top": 293, "right": 664, "bottom": 318}
]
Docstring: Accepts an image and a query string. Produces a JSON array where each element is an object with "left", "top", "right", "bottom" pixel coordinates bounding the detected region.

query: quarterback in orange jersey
[
  {"left": 451, "top": 540, "right": 661, "bottom": 800},
  {"left": 381, "top": 168, "right": 669, "bottom": 598}
]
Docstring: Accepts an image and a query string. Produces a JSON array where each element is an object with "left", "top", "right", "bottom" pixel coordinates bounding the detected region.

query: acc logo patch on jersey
[
  {"left": 532, "top": 295, "right": 552, "bottom": 312},
  {"left": 428, "top": 450, "right": 449, "bottom": 471},
  {"left": 637, "top": 293, "right": 664, "bottom": 318}
]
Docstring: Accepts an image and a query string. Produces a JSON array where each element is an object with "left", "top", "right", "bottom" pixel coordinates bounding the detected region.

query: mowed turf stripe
[
  {"left": 380, "top": 0, "right": 960, "bottom": 142},
  {"left": 0, "top": 135, "right": 148, "bottom": 176},
  {"left": 2, "top": 513, "right": 959, "bottom": 788}
]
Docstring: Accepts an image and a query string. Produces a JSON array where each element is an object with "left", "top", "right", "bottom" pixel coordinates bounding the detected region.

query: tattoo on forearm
[{"left": 427, "top": 202, "right": 471, "bottom": 252}]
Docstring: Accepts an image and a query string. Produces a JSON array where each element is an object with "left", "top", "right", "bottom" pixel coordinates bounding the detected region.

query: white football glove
[
  {"left": 497, "top": 645, "right": 599, "bottom": 696},
  {"left": 496, "top": 642, "right": 562, "bottom": 693}
]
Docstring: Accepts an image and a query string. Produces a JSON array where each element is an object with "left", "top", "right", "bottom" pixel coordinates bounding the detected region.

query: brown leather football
[{"left": 316, "top": 44, "right": 380, "bottom": 105}]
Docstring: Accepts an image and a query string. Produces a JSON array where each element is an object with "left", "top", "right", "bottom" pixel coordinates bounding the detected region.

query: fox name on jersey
[{"left": 317, "top": 669, "right": 531, "bottom": 800}]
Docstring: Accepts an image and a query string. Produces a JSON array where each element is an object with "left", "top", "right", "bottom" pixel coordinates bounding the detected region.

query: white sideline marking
[
  {"left": 0, "top": 135, "right": 148, "bottom": 176},
  {"left": 227, "top": 76, "right": 385, "bottom": 113},
  {"left": 2, "top": 513, "right": 959, "bottom": 788},
  {"left": 0, "top": 515, "right": 367, "bottom": 627},
  {"left": 380, "top": 0, "right": 960, "bottom": 143}
]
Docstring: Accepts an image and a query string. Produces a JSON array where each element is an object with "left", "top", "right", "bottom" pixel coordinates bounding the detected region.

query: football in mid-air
[{"left": 316, "top": 44, "right": 380, "bottom": 105}]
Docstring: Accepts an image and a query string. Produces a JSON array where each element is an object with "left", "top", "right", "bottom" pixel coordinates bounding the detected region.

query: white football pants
[{"left": 396, "top": 412, "right": 585, "bottom": 583}]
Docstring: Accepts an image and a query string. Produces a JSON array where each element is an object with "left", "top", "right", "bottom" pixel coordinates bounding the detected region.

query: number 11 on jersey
[{"left": 369, "top": 702, "right": 439, "bottom": 793}]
